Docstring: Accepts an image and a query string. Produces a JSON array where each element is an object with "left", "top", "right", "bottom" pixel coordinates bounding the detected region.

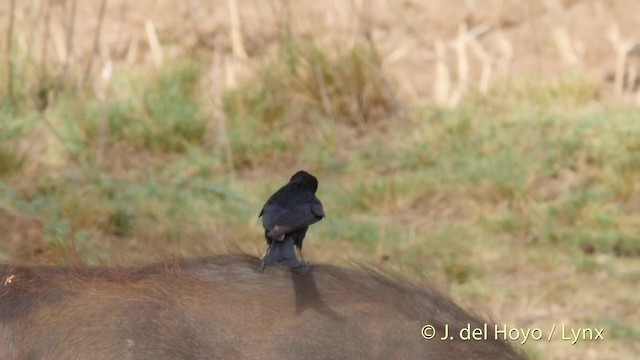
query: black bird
[{"left": 259, "top": 170, "right": 325, "bottom": 271}]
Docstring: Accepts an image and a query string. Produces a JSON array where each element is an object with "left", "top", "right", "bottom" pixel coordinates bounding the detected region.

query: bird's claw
[{"left": 290, "top": 262, "right": 312, "bottom": 275}]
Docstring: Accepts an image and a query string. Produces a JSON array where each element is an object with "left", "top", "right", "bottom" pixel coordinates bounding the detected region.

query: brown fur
[{"left": 1, "top": 255, "right": 527, "bottom": 359}]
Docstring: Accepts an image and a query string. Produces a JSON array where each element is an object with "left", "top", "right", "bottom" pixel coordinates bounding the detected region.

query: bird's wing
[
  {"left": 262, "top": 202, "right": 323, "bottom": 238},
  {"left": 311, "top": 198, "right": 325, "bottom": 218}
]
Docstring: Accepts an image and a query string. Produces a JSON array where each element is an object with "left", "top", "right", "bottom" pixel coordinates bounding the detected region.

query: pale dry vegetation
[{"left": 1, "top": 1, "right": 639, "bottom": 359}]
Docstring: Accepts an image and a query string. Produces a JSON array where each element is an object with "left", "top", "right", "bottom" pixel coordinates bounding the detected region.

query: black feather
[{"left": 259, "top": 171, "right": 325, "bottom": 269}]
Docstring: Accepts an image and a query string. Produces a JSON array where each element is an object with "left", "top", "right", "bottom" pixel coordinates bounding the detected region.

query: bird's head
[{"left": 290, "top": 170, "right": 319, "bottom": 193}]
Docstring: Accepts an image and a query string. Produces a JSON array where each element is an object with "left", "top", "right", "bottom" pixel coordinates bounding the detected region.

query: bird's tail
[{"left": 262, "top": 236, "right": 300, "bottom": 268}]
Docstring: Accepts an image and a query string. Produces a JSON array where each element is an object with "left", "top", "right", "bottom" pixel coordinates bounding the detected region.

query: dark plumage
[{"left": 259, "top": 170, "right": 325, "bottom": 272}]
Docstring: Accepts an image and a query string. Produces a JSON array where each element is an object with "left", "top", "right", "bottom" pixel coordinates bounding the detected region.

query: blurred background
[{"left": 1, "top": 1, "right": 639, "bottom": 358}]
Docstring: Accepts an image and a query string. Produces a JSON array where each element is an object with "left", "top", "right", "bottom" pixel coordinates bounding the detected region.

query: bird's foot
[
  {"left": 260, "top": 244, "right": 272, "bottom": 260},
  {"left": 289, "top": 262, "right": 312, "bottom": 275}
]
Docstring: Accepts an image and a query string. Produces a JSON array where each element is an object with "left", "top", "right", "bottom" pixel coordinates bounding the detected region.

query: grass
[
  {"left": 222, "top": 41, "right": 396, "bottom": 168},
  {"left": 0, "top": 46, "right": 640, "bottom": 268},
  {"left": 1, "top": 37, "right": 639, "bottom": 359}
]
